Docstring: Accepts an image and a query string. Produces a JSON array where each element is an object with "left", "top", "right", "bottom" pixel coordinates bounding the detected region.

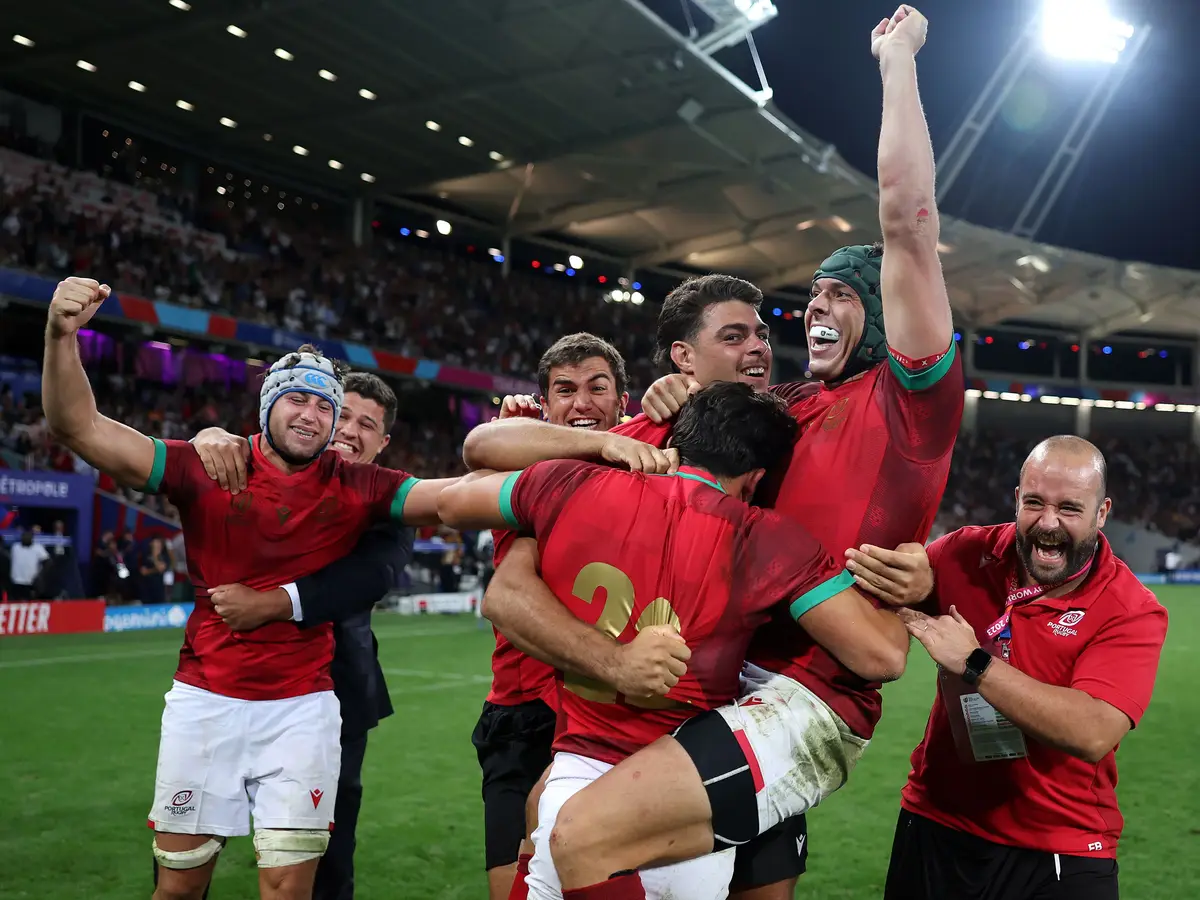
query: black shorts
[
  {"left": 674, "top": 708, "right": 808, "bottom": 885},
  {"left": 885, "top": 810, "right": 1120, "bottom": 900},
  {"left": 471, "top": 698, "right": 556, "bottom": 871}
]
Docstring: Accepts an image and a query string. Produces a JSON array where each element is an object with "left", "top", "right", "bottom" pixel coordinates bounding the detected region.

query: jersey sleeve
[
  {"left": 741, "top": 510, "right": 855, "bottom": 622},
  {"left": 1070, "top": 599, "right": 1168, "bottom": 727},
  {"left": 610, "top": 414, "right": 673, "bottom": 448},
  {"left": 880, "top": 339, "right": 965, "bottom": 463},
  {"left": 499, "top": 459, "right": 595, "bottom": 537},
  {"left": 769, "top": 380, "right": 821, "bottom": 408},
  {"left": 141, "top": 438, "right": 206, "bottom": 506}
]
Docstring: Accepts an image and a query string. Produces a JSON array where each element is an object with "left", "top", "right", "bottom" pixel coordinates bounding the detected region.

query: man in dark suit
[{"left": 182, "top": 371, "right": 430, "bottom": 899}]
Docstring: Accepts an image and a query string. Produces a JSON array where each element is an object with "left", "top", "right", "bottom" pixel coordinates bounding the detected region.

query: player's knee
[
  {"left": 253, "top": 828, "right": 330, "bottom": 869},
  {"left": 153, "top": 836, "right": 225, "bottom": 871},
  {"left": 549, "top": 794, "right": 609, "bottom": 866}
]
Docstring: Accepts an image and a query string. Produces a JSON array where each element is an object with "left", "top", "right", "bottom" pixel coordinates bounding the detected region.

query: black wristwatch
[{"left": 961, "top": 649, "right": 993, "bottom": 686}]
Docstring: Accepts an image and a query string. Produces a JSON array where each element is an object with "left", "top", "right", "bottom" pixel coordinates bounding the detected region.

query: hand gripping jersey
[
  {"left": 499, "top": 460, "right": 849, "bottom": 764},
  {"left": 143, "top": 435, "right": 417, "bottom": 700}
]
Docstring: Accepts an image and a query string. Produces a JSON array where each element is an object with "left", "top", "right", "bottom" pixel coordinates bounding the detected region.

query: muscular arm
[
  {"left": 462, "top": 419, "right": 605, "bottom": 471},
  {"left": 43, "top": 333, "right": 156, "bottom": 488},
  {"left": 795, "top": 588, "right": 910, "bottom": 683},
  {"left": 294, "top": 523, "right": 411, "bottom": 627},
  {"left": 975, "top": 661, "right": 1131, "bottom": 764},
  {"left": 437, "top": 471, "right": 517, "bottom": 531},
  {"left": 398, "top": 477, "right": 460, "bottom": 526},
  {"left": 483, "top": 538, "right": 624, "bottom": 681},
  {"left": 877, "top": 39, "right": 953, "bottom": 361}
]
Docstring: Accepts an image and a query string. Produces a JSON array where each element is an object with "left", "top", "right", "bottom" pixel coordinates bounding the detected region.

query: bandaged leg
[
  {"left": 153, "top": 836, "right": 225, "bottom": 870},
  {"left": 253, "top": 828, "right": 331, "bottom": 869}
]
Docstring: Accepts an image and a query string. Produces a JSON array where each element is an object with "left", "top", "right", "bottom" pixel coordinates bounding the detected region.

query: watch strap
[{"left": 962, "top": 648, "right": 992, "bottom": 686}]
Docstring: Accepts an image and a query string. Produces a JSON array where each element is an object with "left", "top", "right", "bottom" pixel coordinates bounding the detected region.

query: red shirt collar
[{"left": 985, "top": 522, "right": 1118, "bottom": 611}]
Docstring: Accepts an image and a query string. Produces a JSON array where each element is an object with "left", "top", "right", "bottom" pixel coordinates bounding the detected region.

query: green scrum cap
[{"left": 811, "top": 244, "right": 887, "bottom": 381}]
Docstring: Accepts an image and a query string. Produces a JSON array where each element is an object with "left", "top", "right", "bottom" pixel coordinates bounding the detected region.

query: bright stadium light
[
  {"left": 226, "top": 25, "right": 247, "bottom": 38},
  {"left": 328, "top": 159, "right": 343, "bottom": 170},
  {"left": 568, "top": 255, "right": 583, "bottom": 269},
  {"left": 1042, "top": 0, "right": 1134, "bottom": 64},
  {"left": 360, "top": 172, "right": 376, "bottom": 183},
  {"left": 436, "top": 219, "right": 452, "bottom": 235},
  {"left": 175, "top": 99, "right": 194, "bottom": 111},
  {"left": 219, "top": 117, "right": 237, "bottom": 128},
  {"left": 274, "top": 48, "right": 294, "bottom": 61},
  {"left": 358, "top": 88, "right": 376, "bottom": 100},
  {"left": 12, "top": 34, "right": 34, "bottom": 47},
  {"left": 128, "top": 80, "right": 146, "bottom": 92},
  {"left": 76, "top": 59, "right": 97, "bottom": 72}
]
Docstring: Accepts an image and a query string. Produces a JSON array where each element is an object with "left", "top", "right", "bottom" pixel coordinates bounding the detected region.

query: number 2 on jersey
[{"left": 565, "top": 562, "right": 683, "bottom": 709}]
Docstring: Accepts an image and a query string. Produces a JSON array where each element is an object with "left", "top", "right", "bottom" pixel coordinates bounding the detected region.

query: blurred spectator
[
  {"left": 139, "top": 536, "right": 169, "bottom": 605},
  {"left": 8, "top": 529, "right": 48, "bottom": 601}
]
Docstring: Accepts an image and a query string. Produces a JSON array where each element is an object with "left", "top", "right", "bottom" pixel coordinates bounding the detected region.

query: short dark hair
[
  {"left": 672, "top": 382, "right": 797, "bottom": 478},
  {"left": 537, "top": 333, "right": 628, "bottom": 398},
  {"left": 344, "top": 372, "right": 398, "bottom": 432},
  {"left": 655, "top": 275, "right": 764, "bottom": 370},
  {"left": 282, "top": 343, "right": 349, "bottom": 380}
]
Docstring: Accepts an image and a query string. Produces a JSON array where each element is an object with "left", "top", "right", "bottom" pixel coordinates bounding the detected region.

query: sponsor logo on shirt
[
  {"left": 276, "top": 506, "right": 292, "bottom": 526},
  {"left": 1049, "top": 610, "right": 1085, "bottom": 637},
  {"left": 822, "top": 397, "right": 851, "bottom": 432},
  {"left": 313, "top": 496, "right": 340, "bottom": 520},
  {"left": 229, "top": 492, "right": 253, "bottom": 517}
]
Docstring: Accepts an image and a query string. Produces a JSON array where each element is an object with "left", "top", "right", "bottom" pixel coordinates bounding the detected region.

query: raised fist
[
  {"left": 871, "top": 5, "right": 928, "bottom": 60},
  {"left": 47, "top": 277, "right": 111, "bottom": 339}
]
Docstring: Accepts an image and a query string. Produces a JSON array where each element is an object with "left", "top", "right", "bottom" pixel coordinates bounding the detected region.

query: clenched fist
[
  {"left": 47, "top": 277, "right": 111, "bottom": 339},
  {"left": 872, "top": 5, "right": 927, "bottom": 60}
]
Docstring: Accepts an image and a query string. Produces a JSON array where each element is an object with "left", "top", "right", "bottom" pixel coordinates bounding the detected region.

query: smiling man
[{"left": 884, "top": 435, "right": 1168, "bottom": 900}]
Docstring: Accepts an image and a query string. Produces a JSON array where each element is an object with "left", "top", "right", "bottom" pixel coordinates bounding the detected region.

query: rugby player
[
  {"left": 41, "top": 276, "right": 454, "bottom": 900},
  {"left": 441, "top": 382, "right": 909, "bottom": 900},
  {"left": 478, "top": 333, "right": 693, "bottom": 900},
  {"left": 465, "top": 7, "right": 963, "bottom": 897},
  {"left": 184, "top": 372, "right": 415, "bottom": 900}
]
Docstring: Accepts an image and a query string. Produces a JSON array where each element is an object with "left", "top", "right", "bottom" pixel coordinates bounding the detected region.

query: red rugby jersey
[
  {"left": 145, "top": 435, "right": 413, "bottom": 700},
  {"left": 485, "top": 529, "right": 557, "bottom": 707},
  {"left": 748, "top": 345, "right": 964, "bottom": 738},
  {"left": 901, "top": 524, "right": 1167, "bottom": 858},
  {"left": 501, "top": 460, "right": 848, "bottom": 765}
]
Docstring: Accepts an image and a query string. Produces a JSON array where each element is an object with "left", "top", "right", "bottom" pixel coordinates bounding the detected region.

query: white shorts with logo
[
  {"left": 717, "top": 663, "right": 869, "bottom": 836},
  {"left": 148, "top": 681, "right": 342, "bottom": 837},
  {"left": 527, "top": 752, "right": 736, "bottom": 900}
]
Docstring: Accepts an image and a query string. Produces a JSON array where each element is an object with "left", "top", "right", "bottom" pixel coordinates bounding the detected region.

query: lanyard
[{"left": 985, "top": 554, "right": 1094, "bottom": 642}]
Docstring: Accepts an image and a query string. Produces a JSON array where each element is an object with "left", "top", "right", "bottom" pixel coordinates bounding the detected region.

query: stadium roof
[{"left": 5, "top": 0, "right": 1200, "bottom": 339}]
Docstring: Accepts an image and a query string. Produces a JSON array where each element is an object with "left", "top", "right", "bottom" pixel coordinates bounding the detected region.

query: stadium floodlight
[
  {"left": 436, "top": 219, "right": 452, "bottom": 236},
  {"left": 1042, "top": 0, "right": 1134, "bottom": 64},
  {"left": 358, "top": 89, "right": 376, "bottom": 100},
  {"left": 128, "top": 80, "right": 146, "bottom": 92},
  {"left": 360, "top": 172, "right": 376, "bottom": 183},
  {"left": 219, "top": 117, "right": 237, "bottom": 128},
  {"left": 12, "top": 34, "right": 35, "bottom": 47},
  {"left": 458, "top": 135, "right": 474, "bottom": 147},
  {"left": 226, "top": 25, "right": 247, "bottom": 38},
  {"left": 274, "top": 48, "right": 294, "bottom": 61},
  {"left": 175, "top": 99, "right": 194, "bottom": 111},
  {"left": 328, "top": 159, "right": 343, "bottom": 170},
  {"left": 318, "top": 69, "right": 337, "bottom": 82},
  {"left": 76, "top": 59, "right": 97, "bottom": 72},
  {"left": 568, "top": 255, "right": 583, "bottom": 269}
]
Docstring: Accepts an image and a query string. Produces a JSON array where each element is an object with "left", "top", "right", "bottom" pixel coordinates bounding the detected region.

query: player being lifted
[
  {"left": 465, "top": 7, "right": 962, "bottom": 898},
  {"left": 41, "top": 277, "right": 453, "bottom": 900},
  {"left": 441, "top": 382, "right": 909, "bottom": 900}
]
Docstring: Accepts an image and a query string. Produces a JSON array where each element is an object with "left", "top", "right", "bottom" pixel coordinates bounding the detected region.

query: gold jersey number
[{"left": 565, "top": 562, "right": 685, "bottom": 709}]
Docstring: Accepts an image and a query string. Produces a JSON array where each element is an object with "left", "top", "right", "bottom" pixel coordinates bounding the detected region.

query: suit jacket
[{"left": 297, "top": 521, "right": 412, "bottom": 736}]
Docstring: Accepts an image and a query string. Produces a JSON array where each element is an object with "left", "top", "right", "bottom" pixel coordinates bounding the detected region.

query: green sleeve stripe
[
  {"left": 143, "top": 438, "right": 167, "bottom": 494},
  {"left": 390, "top": 476, "right": 420, "bottom": 520},
  {"left": 499, "top": 471, "right": 523, "bottom": 529},
  {"left": 887, "top": 339, "right": 957, "bottom": 391},
  {"left": 789, "top": 569, "right": 856, "bottom": 621}
]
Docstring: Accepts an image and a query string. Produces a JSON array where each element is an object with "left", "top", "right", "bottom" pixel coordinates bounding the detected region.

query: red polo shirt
[{"left": 901, "top": 523, "right": 1167, "bottom": 858}]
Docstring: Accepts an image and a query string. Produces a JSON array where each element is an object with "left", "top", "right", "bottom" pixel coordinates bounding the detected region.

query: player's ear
[
  {"left": 670, "top": 341, "right": 695, "bottom": 376},
  {"left": 618, "top": 391, "right": 629, "bottom": 416},
  {"left": 741, "top": 468, "right": 766, "bottom": 502}
]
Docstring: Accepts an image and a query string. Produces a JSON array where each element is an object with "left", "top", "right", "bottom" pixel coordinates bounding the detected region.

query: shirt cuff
[{"left": 281, "top": 582, "right": 302, "bottom": 622}]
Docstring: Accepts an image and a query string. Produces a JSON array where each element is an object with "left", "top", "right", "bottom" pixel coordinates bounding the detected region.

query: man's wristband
[{"left": 281, "top": 582, "right": 302, "bottom": 622}]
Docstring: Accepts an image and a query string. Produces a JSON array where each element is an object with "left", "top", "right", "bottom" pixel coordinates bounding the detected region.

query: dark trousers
[
  {"left": 314, "top": 731, "right": 369, "bottom": 900},
  {"left": 152, "top": 732, "right": 370, "bottom": 900}
]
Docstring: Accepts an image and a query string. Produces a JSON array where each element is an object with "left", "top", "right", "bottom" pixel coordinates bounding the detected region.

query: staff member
[{"left": 852, "top": 435, "right": 1167, "bottom": 900}]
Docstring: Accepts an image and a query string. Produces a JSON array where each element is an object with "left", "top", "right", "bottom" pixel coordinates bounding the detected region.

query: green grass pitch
[{"left": 1, "top": 589, "right": 1196, "bottom": 899}]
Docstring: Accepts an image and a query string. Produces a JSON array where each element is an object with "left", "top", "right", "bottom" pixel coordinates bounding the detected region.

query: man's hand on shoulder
[
  {"left": 600, "top": 433, "right": 678, "bottom": 474},
  {"left": 607, "top": 625, "right": 692, "bottom": 698},
  {"left": 641, "top": 374, "right": 700, "bottom": 425},
  {"left": 209, "top": 583, "right": 292, "bottom": 631},
  {"left": 191, "top": 428, "right": 250, "bottom": 494},
  {"left": 845, "top": 541, "right": 932, "bottom": 607}
]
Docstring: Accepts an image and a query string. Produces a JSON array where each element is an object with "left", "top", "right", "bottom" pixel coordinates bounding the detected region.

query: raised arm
[
  {"left": 43, "top": 277, "right": 156, "bottom": 488},
  {"left": 873, "top": 6, "right": 953, "bottom": 360},
  {"left": 437, "top": 471, "right": 519, "bottom": 531}
]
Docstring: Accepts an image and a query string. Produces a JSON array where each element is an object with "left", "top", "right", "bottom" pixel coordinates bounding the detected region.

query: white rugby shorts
[
  {"left": 714, "top": 663, "right": 868, "bottom": 838},
  {"left": 148, "top": 680, "right": 342, "bottom": 836},
  {"left": 526, "top": 752, "right": 736, "bottom": 900}
]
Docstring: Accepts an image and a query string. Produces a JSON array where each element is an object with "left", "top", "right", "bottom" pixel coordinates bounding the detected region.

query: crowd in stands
[{"left": 0, "top": 132, "right": 662, "bottom": 392}]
